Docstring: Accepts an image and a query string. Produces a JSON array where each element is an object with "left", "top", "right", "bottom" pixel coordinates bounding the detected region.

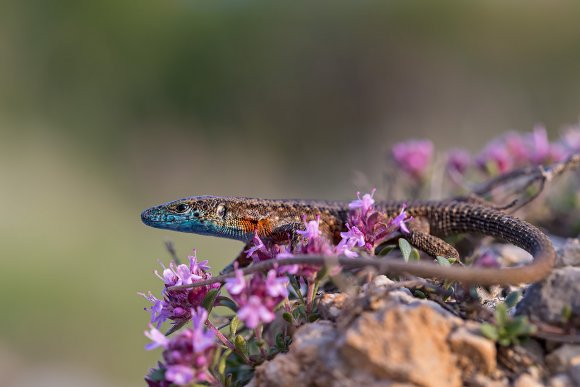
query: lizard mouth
[{"left": 141, "top": 208, "right": 191, "bottom": 226}]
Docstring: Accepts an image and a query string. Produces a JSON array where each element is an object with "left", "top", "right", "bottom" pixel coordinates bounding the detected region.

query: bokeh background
[{"left": 2, "top": 1, "right": 580, "bottom": 386}]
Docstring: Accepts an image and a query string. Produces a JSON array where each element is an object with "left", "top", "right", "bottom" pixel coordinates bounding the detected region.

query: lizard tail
[{"left": 385, "top": 201, "right": 556, "bottom": 285}]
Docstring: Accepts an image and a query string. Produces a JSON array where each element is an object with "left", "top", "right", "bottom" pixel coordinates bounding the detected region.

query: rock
[
  {"left": 449, "top": 326, "right": 497, "bottom": 376},
  {"left": 340, "top": 304, "right": 462, "bottom": 387},
  {"left": 555, "top": 239, "right": 580, "bottom": 268},
  {"left": 545, "top": 345, "right": 580, "bottom": 373},
  {"left": 318, "top": 293, "right": 347, "bottom": 321},
  {"left": 569, "top": 365, "right": 580, "bottom": 385},
  {"left": 251, "top": 301, "right": 500, "bottom": 387},
  {"left": 516, "top": 267, "right": 580, "bottom": 327},
  {"left": 250, "top": 321, "right": 345, "bottom": 387},
  {"left": 513, "top": 373, "right": 543, "bottom": 387},
  {"left": 548, "top": 373, "right": 574, "bottom": 387}
]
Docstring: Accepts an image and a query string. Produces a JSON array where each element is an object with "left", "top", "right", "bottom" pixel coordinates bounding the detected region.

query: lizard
[{"left": 141, "top": 195, "right": 555, "bottom": 286}]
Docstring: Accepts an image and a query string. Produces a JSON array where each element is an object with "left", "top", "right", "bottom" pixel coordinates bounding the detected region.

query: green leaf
[
  {"left": 282, "top": 312, "right": 293, "bottom": 324},
  {"left": 146, "top": 367, "right": 166, "bottom": 382},
  {"left": 275, "top": 333, "right": 286, "bottom": 350},
  {"left": 217, "top": 349, "right": 231, "bottom": 376},
  {"left": 217, "top": 297, "right": 238, "bottom": 312},
  {"left": 202, "top": 289, "right": 220, "bottom": 313},
  {"left": 562, "top": 305, "right": 573, "bottom": 322},
  {"left": 436, "top": 256, "right": 451, "bottom": 266},
  {"left": 230, "top": 315, "right": 240, "bottom": 337},
  {"left": 413, "top": 290, "right": 426, "bottom": 299},
  {"left": 315, "top": 265, "right": 328, "bottom": 281},
  {"left": 234, "top": 335, "right": 248, "bottom": 356},
  {"left": 165, "top": 319, "right": 188, "bottom": 336},
  {"left": 495, "top": 303, "right": 508, "bottom": 327},
  {"left": 504, "top": 291, "right": 521, "bottom": 308},
  {"left": 399, "top": 238, "right": 413, "bottom": 262},
  {"left": 409, "top": 248, "right": 421, "bottom": 261},
  {"left": 377, "top": 244, "right": 397, "bottom": 256},
  {"left": 480, "top": 323, "right": 499, "bottom": 341}
]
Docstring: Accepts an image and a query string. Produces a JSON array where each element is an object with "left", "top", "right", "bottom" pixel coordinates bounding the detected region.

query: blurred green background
[{"left": 2, "top": 1, "right": 580, "bottom": 386}]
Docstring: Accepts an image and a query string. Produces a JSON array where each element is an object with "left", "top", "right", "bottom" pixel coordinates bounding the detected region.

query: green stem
[{"left": 205, "top": 319, "right": 251, "bottom": 365}]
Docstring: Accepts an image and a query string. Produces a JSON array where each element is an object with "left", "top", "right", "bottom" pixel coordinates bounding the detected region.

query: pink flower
[
  {"left": 165, "top": 365, "right": 194, "bottom": 386},
  {"left": 561, "top": 124, "right": 580, "bottom": 152},
  {"left": 445, "top": 148, "right": 471, "bottom": 175},
  {"left": 336, "top": 224, "right": 365, "bottom": 257},
  {"left": 265, "top": 269, "right": 289, "bottom": 298},
  {"left": 224, "top": 266, "right": 246, "bottom": 295},
  {"left": 238, "top": 295, "right": 276, "bottom": 328},
  {"left": 141, "top": 254, "right": 220, "bottom": 329},
  {"left": 348, "top": 189, "right": 376, "bottom": 213},
  {"left": 296, "top": 218, "right": 322, "bottom": 240},
  {"left": 476, "top": 140, "right": 513, "bottom": 175},
  {"left": 144, "top": 308, "right": 217, "bottom": 386},
  {"left": 144, "top": 325, "right": 169, "bottom": 350},
  {"left": 391, "top": 139, "right": 433, "bottom": 179}
]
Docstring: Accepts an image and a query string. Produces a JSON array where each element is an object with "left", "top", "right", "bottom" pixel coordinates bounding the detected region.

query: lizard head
[{"left": 141, "top": 196, "right": 242, "bottom": 238}]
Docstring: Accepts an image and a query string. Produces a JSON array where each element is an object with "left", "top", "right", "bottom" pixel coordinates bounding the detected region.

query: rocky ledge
[{"left": 249, "top": 239, "right": 580, "bottom": 387}]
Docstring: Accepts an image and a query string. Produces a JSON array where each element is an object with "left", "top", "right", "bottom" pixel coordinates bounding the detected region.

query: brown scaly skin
[{"left": 142, "top": 196, "right": 555, "bottom": 285}]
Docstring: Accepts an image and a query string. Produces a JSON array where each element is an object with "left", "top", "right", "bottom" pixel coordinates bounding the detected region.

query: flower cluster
[
  {"left": 225, "top": 268, "right": 289, "bottom": 328},
  {"left": 475, "top": 126, "right": 568, "bottom": 175},
  {"left": 391, "top": 139, "right": 434, "bottom": 180},
  {"left": 141, "top": 252, "right": 221, "bottom": 329},
  {"left": 338, "top": 190, "right": 413, "bottom": 256},
  {"left": 392, "top": 123, "right": 580, "bottom": 182},
  {"left": 145, "top": 308, "right": 217, "bottom": 386},
  {"left": 244, "top": 231, "right": 287, "bottom": 263}
]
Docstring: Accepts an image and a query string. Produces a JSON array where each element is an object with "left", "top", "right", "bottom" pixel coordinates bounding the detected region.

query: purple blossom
[
  {"left": 504, "top": 132, "right": 530, "bottom": 165},
  {"left": 224, "top": 265, "right": 246, "bottom": 295},
  {"left": 348, "top": 189, "right": 376, "bottom": 213},
  {"left": 445, "top": 148, "right": 471, "bottom": 175},
  {"left": 391, "top": 139, "right": 433, "bottom": 179},
  {"left": 244, "top": 231, "right": 280, "bottom": 262},
  {"left": 191, "top": 308, "right": 216, "bottom": 353},
  {"left": 244, "top": 232, "right": 266, "bottom": 258},
  {"left": 226, "top": 266, "right": 289, "bottom": 329},
  {"left": 474, "top": 251, "right": 501, "bottom": 269},
  {"left": 476, "top": 140, "right": 513, "bottom": 175},
  {"left": 561, "top": 124, "right": 580, "bottom": 152},
  {"left": 336, "top": 224, "right": 365, "bottom": 257},
  {"left": 141, "top": 253, "right": 221, "bottom": 329},
  {"left": 341, "top": 191, "right": 413, "bottom": 255},
  {"left": 265, "top": 269, "right": 290, "bottom": 298},
  {"left": 144, "top": 308, "right": 217, "bottom": 386},
  {"left": 165, "top": 366, "right": 194, "bottom": 386},
  {"left": 288, "top": 217, "right": 337, "bottom": 278},
  {"left": 390, "top": 205, "right": 412, "bottom": 235},
  {"left": 296, "top": 217, "right": 322, "bottom": 240},
  {"left": 144, "top": 324, "right": 169, "bottom": 350},
  {"left": 530, "top": 125, "right": 551, "bottom": 164},
  {"left": 237, "top": 295, "right": 276, "bottom": 328}
]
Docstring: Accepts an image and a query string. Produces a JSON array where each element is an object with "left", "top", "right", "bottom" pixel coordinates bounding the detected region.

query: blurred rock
[
  {"left": 545, "top": 345, "right": 580, "bottom": 373},
  {"left": 318, "top": 293, "right": 347, "bottom": 321},
  {"left": 516, "top": 266, "right": 580, "bottom": 327},
  {"left": 555, "top": 239, "right": 580, "bottom": 268},
  {"left": 449, "top": 326, "right": 497, "bottom": 376},
  {"left": 548, "top": 373, "right": 574, "bottom": 387},
  {"left": 514, "top": 373, "right": 543, "bottom": 387}
]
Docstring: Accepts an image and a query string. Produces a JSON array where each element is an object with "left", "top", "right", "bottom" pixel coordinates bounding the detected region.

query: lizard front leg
[
  {"left": 221, "top": 222, "right": 305, "bottom": 274},
  {"left": 404, "top": 217, "right": 460, "bottom": 260}
]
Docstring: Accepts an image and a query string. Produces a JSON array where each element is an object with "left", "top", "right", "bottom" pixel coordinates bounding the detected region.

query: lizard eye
[{"left": 174, "top": 203, "right": 190, "bottom": 213}]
